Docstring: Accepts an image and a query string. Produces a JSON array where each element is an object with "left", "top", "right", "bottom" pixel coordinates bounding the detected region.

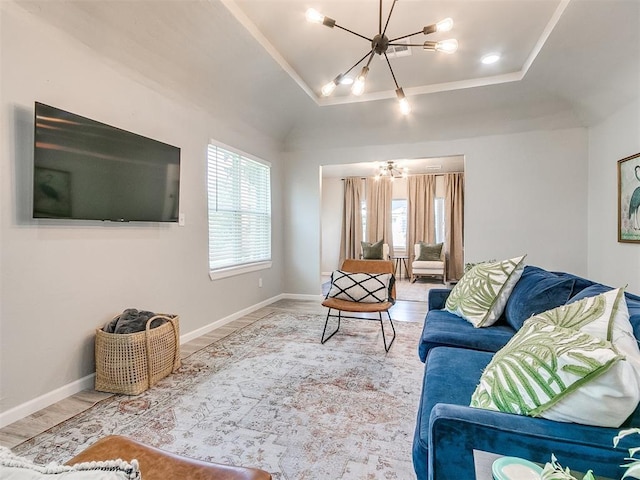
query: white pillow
[
  {"left": 471, "top": 288, "right": 640, "bottom": 428},
  {"left": 470, "top": 320, "right": 624, "bottom": 426},
  {"left": 327, "top": 271, "right": 392, "bottom": 303},
  {"left": 0, "top": 446, "right": 140, "bottom": 480},
  {"left": 445, "top": 255, "right": 526, "bottom": 327},
  {"left": 535, "top": 287, "right": 640, "bottom": 426}
]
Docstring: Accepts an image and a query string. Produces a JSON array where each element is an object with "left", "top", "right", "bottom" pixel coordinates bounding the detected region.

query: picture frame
[
  {"left": 618, "top": 153, "right": 640, "bottom": 243},
  {"left": 33, "top": 167, "right": 72, "bottom": 218}
]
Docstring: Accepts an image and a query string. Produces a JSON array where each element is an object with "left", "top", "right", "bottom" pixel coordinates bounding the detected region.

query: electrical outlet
[{"left": 258, "top": 277, "right": 263, "bottom": 288}]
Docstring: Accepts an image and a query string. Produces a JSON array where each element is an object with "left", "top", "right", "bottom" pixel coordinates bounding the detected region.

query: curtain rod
[{"left": 339, "top": 173, "right": 455, "bottom": 180}]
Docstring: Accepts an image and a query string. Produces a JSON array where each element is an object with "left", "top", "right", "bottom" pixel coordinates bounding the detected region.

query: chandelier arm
[
  {"left": 389, "top": 31, "right": 424, "bottom": 43},
  {"left": 389, "top": 43, "right": 425, "bottom": 47},
  {"left": 383, "top": 53, "right": 400, "bottom": 89},
  {"left": 365, "top": 50, "right": 376, "bottom": 68},
  {"left": 334, "top": 24, "right": 372, "bottom": 42},
  {"left": 342, "top": 50, "right": 376, "bottom": 77},
  {"left": 381, "top": 0, "right": 398, "bottom": 38}
]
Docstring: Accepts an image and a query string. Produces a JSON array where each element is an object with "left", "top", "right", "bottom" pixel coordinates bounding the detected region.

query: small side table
[{"left": 390, "top": 255, "right": 409, "bottom": 280}]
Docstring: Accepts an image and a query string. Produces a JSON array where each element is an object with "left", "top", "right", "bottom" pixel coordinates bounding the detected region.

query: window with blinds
[{"left": 207, "top": 142, "right": 271, "bottom": 278}]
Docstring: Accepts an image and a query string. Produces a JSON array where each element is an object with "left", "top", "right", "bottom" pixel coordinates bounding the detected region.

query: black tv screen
[{"left": 33, "top": 102, "right": 181, "bottom": 222}]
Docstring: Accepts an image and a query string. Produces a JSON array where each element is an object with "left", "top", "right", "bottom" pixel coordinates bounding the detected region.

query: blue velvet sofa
[{"left": 412, "top": 265, "right": 640, "bottom": 480}]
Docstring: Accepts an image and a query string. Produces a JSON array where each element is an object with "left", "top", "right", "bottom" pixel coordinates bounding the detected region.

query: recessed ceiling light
[{"left": 481, "top": 53, "right": 500, "bottom": 65}]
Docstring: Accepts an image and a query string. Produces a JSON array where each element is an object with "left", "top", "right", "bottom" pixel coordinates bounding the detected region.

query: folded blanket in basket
[{"left": 103, "top": 309, "right": 168, "bottom": 334}]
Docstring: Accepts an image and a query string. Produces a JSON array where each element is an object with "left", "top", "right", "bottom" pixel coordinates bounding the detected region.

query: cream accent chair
[{"left": 411, "top": 244, "right": 446, "bottom": 283}]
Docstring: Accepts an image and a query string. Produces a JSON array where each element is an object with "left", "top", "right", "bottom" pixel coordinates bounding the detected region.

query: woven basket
[{"left": 95, "top": 314, "right": 181, "bottom": 395}]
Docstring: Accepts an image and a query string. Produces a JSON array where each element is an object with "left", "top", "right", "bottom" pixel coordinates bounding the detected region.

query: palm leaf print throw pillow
[
  {"left": 445, "top": 255, "right": 526, "bottom": 327},
  {"left": 471, "top": 288, "right": 640, "bottom": 428}
]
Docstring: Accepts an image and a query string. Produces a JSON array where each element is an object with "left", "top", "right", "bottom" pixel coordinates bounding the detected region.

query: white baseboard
[
  {"left": 179, "top": 293, "right": 285, "bottom": 344},
  {"left": 0, "top": 293, "right": 290, "bottom": 429},
  {"left": 0, "top": 373, "right": 96, "bottom": 429},
  {"left": 283, "top": 293, "right": 324, "bottom": 301}
]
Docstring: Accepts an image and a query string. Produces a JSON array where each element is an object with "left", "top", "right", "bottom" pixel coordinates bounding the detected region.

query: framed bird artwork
[
  {"left": 33, "top": 167, "right": 71, "bottom": 218},
  {"left": 618, "top": 153, "right": 640, "bottom": 243}
]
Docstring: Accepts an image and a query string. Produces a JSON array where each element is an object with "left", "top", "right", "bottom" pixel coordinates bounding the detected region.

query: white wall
[
  {"left": 0, "top": 4, "right": 283, "bottom": 419},
  {"left": 285, "top": 128, "right": 589, "bottom": 294},
  {"left": 588, "top": 99, "right": 640, "bottom": 292}
]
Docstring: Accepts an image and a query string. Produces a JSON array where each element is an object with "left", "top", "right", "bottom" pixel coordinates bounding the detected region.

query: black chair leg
[
  {"left": 321, "top": 309, "right": 341, "bottom": 344},
  {"left": 379, "top": 311, "right": 396, "bottom": 352}
]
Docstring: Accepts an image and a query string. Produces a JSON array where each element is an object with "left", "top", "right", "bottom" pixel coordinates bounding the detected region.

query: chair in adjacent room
[
  {"left": 411, "top": 243, "right": 446, "bottom": 284},
  {"left": 321, "top": 259, "right": 396, "bottom": 351}
]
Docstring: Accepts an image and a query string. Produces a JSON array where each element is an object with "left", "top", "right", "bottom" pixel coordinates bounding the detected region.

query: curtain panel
[
  {"left": 445, "top": 172, "right": 465, "bottom": 281},
  {"left": 339, "top": 177, "right": 364, "bottom": 263},
  {"left": 406, "top": 174, "right": 436, "bottom": 277},
  {"left": 365, "top": 176, "right": 394, "bottom": 258}
]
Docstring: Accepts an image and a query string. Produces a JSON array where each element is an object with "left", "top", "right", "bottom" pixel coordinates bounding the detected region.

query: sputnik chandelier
[
  {"left": 306, "top": 0, "right": 458, "bottom": 115},
  {"left": 377, "top": 161, "right": 408, "bottom": 179}
]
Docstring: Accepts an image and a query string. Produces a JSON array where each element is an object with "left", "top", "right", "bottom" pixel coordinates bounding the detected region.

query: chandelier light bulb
[
  {"left": 435, "top": 39, "right": 458, "bottom": 54},
  {"left": 399, "top": 98, "right": 411, "bottom": 115},
  {"left": 352, "top": 66, "right": 369, "bottom": 96},
  {"left": 305, "top": 8, "right": 324, "bottom": 24},
  {"left": 321, "top": 81, "right": 337, "bottom": 97},
  {"left": 396, "top": 88, "right": 411, "bottom": 115},
  {"left": 321, "top": 74, "right": 344, "bottom": 96},
  {"left": 436, "top": 17, "right": 454, "bottom": 32}
]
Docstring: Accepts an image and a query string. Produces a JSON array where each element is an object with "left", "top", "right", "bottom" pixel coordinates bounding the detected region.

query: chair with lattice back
[{"left": 321, "top": 259, "right": 396, "bottom": 351}]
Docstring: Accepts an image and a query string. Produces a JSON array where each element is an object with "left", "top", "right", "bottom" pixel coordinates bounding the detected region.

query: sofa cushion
[
  {"left": 412, "top": 260, "right": 444, "bottom": 269},
  {"left": 503, "top": 266, "right": 575, "bottom": 331},
  {"left": 418, "top": 310, "right": 515, "bottom": 362},
  {"left": 416, "top": 242, "right": 443, "bottom": 261},
  {"left": 0, "top": 446, "right": 140, "bottom": 479},
  {"left": 471, "top": 289, "right": 640, "bottom": 428},
  {"left": 413, "top": 347, "right": 493, "bottom": 479},
  {"left": 327, "top": 270, "right": 392, "bottom": 303},
  {"left": 361, "top": 240, "right": 383, "bottom": 259},
  {"left": 445, "top": 255, "right": 526, "bottom": 327}
]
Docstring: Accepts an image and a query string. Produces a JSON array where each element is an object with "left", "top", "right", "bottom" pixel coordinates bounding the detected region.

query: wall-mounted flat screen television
[{"left": 33, "top": 102, "right": 181, "bottom": 222}]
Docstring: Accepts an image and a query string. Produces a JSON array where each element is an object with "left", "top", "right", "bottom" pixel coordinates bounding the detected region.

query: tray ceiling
[{"left": 224, "top": 0, "right": 568, "bottom": 105}]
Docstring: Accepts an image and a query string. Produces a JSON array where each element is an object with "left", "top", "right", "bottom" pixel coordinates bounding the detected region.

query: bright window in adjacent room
[
  {"left": 361, "top": 200, "right": 367, "bottom": 239},
  {"left": 435, "top": 197, "right": 445, "bottom": 244},
  {"left": 392, "top": 199, "right": 407, "bottom": 251},
  {"left": 207, "top": 142, "right": 271, "bottom": 279}
]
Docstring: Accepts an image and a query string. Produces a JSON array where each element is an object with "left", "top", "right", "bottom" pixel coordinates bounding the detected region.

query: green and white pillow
[
  {"left": 471, "top": 289, "right": 640, "bottom": 428},
  {"left": 470, "top": 320, "right": 622, "bottom": 421},
  {"left": 539, "top": 288, "right": 639, "bottom": 366},
  {"left": 445, "top": 255, "right": 526, "bottom": 327}
]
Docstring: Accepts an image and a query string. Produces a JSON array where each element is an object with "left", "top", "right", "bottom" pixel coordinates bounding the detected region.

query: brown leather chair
[
  {"left": 321, "top": 259, "right": 396, "bottom": 351},
  {"left": 66, "top": 435, "right": 272, "bottom": 480}
]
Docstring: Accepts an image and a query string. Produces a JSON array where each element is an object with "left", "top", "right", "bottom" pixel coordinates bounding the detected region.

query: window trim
[{"left": 207, "top": 139, "right": 272, "bottom": 281}]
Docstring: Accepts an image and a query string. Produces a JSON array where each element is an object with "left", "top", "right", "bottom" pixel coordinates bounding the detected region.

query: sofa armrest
[
  {"left": 428, "top": 404, "right": 626, "bottom": 480},
  {"left": 428, "top": 289, "right": 452, "bottom": 311}
]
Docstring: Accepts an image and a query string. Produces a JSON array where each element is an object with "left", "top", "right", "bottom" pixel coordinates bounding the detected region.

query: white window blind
[{"left": 207, "top": 143, "right": 271, "bottom": 275}]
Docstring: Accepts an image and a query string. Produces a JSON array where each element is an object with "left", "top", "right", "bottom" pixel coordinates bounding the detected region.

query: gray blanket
[{"left": 103, "top": 308, "right": 168, "bottom": 334}]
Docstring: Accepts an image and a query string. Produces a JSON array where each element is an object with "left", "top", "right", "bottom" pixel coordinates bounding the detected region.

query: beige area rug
[
  {"left": 394, "top": 279, "right": 445, "bottom": 302},
  {"left": 13, "top": 312, "right": 425, "bottom": 480}
]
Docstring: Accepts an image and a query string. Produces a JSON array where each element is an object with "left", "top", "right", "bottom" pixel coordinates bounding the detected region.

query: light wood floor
[{"left": 0, "top": 298, "right": 427, "bottom": 450}]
